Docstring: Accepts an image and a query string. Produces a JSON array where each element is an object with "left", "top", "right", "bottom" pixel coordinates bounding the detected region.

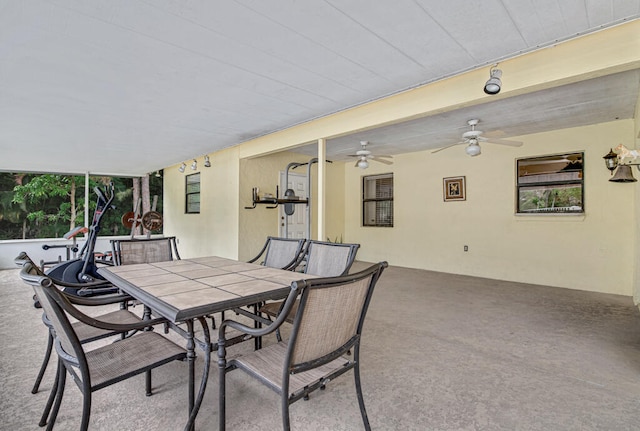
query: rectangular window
[
  {"left": 516, "top": 152, "right": 584, "bottom": 214},
  {"left": 185, "top": 173, "right": 201, "bottom": 214},
  {"left": 363, "top": 173, "right": 393, "bottom": 227}
]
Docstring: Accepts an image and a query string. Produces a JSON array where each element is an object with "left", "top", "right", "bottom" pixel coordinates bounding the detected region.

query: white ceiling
[{"left": 1, "top": 1, "right": 639, "bottom": 176}]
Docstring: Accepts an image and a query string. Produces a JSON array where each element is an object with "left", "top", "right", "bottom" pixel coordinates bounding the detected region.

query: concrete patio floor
[{"left": 1, "top": 261, "right": 639, "bottom": 430}]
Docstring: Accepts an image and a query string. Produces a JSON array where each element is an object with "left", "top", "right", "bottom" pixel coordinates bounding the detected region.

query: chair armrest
[
  {"left": 24, "top": 271, "right": 167, "bottom": 332},
  {"left": 64, "top": 292, "right": 133, "bottom": 307},
  {"left": 218, "top": 283, "right": 301, "bottom": 343},
  {"left": 59, "top": 298, "right": 167, "bottom": 332},
  {"left": 247, "top": 240, "right": 270, "bottom": 264}
]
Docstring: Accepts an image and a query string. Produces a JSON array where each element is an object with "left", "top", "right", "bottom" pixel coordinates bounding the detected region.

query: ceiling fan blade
[
  {"left": 432, "top": 142, "right": 464, "bottom": 154},
  {"left": 374, "top": 155, "right": 393, "bottom": 159},
  {"left": 354, "top": 160, "right": 360, "bottom": 167},
  {"left": 371, "top": 157, "right": 393, "bottom": 165},
  {"left": 485, "top": 138, "right": 523, "bottom": 147}
]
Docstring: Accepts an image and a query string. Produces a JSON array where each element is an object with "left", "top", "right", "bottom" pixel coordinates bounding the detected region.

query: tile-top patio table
[{"left": 98, "top": 255, "right": 316, "bottom": 430}]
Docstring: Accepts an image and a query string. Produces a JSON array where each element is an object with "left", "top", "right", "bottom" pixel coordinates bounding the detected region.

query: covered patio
[{"left": 2, "top": 262, "right": 639, "bottom": 430}]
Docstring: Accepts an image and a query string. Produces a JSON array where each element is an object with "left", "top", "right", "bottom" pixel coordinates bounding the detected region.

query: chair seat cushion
[
  {"left": 230, "top": 341, "right": 352, "bottom": 395},
  {"left": 87, "top": 331, "right": 186, "bottom": 390}
]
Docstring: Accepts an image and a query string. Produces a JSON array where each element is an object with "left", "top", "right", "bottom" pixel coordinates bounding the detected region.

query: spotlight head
[
  {"left": 204, "top": 155, "right": 211, "bottom": 168},
  {"left": 178, "top": 162, "right": 186, "bottom": 173},
  {"left": 191, "top": 159, "right": 197, "bottom": 170},
  {"left": 484, "top": 67, "right": 502, "bottom": 95}
]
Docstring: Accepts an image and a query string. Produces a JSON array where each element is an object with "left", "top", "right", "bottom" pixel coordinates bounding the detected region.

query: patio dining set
[{"left": 14, "top": 235, "right": 387, "bottom": 431}]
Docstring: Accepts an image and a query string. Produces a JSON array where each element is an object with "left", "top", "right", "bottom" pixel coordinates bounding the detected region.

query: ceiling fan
[
  {"left": 432, "top": 119, "right": 523, "bottom": 156},
  {"left": 349, "top": 141, "right": 393, "bottom": 169}
]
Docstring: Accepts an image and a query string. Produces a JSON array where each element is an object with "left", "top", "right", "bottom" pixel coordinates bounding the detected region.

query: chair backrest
[
  {"left": 248, "top": 237, "right": 305, "bottom": 270},
  {"left": 303, "top": 240, "right": 360, "bottom": 276},
  {"left": 19, "top": 263, "right": 85, "bottom": 366},
  {"left": 286, "top": 262, "right": 387, "bottom": 372},
  {"left": 111, "top": 237, "right": 180, "bottom": 265}
]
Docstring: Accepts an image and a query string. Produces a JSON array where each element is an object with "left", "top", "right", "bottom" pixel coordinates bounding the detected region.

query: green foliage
[
  {"left": 519, "top": 185, "right": 582, "bottom": 213},
  {"left": 0, "top": 172, "right": 163, "bottom": 240}
]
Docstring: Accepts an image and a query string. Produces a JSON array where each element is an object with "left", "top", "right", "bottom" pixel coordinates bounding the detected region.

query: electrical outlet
[{"left": 464, "top": 245, "right": 468, "bottom": 252}]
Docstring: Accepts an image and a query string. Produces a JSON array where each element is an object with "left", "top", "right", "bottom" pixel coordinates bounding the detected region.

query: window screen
[
  {"left": 362, "top": 173, "right": 393, "bottom": 227},
  {"left": 185, "top": 173, "right": 201, "bottom": 214}
]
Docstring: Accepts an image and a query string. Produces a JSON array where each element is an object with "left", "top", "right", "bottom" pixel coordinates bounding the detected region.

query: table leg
[
  {"left": 183, "top": 317, "right": 211, "bottom": 431},
  {"left": 185, "top": 320, "right": 195, "bottom": 431}
]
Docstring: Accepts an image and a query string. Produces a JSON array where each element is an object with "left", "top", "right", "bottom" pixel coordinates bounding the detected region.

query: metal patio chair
[
  {"left": 110, "top": 236, "right": 180, "bottom": 266},
  {"left": 259, "top": 240, "right": 360, "bottom": 324},
  {"left": 247, "top": 236, "right": 306, "bottom": 270},
  {"left": 14, "top": 253, "right": 135, "bottom": 396},
  {"left": 217, "top": 261, "right": 387, "bottom": 431},
  {"left": 19, "top": 262, "right": 186, "bottom": 431}
]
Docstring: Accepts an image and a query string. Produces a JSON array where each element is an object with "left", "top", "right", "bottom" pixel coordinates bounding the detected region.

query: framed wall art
[{"left": 443, "top": 176, "right": 466, "bottom": 201}]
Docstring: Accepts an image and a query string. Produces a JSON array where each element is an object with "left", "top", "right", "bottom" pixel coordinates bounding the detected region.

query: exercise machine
[{"left": 45, "top": 183, "right": 118, "bottom": 295}]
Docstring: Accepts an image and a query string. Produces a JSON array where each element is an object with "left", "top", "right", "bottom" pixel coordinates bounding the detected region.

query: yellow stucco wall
[
  {"left": 345, "top": 120, "right": 635, "bottom": 295},
  {"left": 163, "top": 146, "right": 240, "bottom": 259},
  {"left": 162, "top": 22, "right": 639, "bottom": 297}
]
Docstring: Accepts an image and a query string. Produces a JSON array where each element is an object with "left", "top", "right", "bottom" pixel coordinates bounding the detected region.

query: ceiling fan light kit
[
  {"left": 465, "top": 142, "right": 481, "bottom": 156},
  {"left": 348, "top": 141, "right": 393, "bottom": 168},
  {"left": 432, "top": 118, "right": 522, "bottom": 156},
  {"left": 357, "top": 159, "right": 369, "bottom": 169},
  {"left": 484, "top": 66, "right": 502, "bottom": 95}
]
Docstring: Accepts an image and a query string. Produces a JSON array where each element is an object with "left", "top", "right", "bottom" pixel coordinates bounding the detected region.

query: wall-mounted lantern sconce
[
  {"left": 603, "top": 146, "right": 639, "bottom": 182},
  {"left": 602, "top": 148, "right": 618, "bottom": 174},
  {"left": 204, "top": 155, "right": 211, "bottom": 168},
  {"left": 178, "top": 162, "right": 186, "bottom": 173}
]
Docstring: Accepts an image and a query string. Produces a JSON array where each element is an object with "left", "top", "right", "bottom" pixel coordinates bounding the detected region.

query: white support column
[
  {"left": 317, "top": 138, "right": 326, "bottom": 241},
  {"left": 84, "top": 172, "right": 90, "bottom": 230}
]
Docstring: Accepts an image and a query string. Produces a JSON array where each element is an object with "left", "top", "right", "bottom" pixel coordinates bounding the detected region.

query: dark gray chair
[
  {"left": 259, "top": 240, "right": 360, "bottom": 322},
  {"left": 19, "top": 262, "right": 186, "bottom": 431},
  {"left": 217, "top": 261, "right": 387, "bottom": 431},
  {"left": 110, "top": 236, "right": 180, "bottom": 265},
  {"left": 247, "top": 236, "right": 306, "bottom": 270},
  {"left": 14, "top": 252, "right": 135, "bottom": 396}
]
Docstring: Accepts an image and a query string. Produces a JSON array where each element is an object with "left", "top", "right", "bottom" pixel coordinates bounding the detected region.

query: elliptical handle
[{"left": 94, "top": 186, "right": 108, "bottom": 206}]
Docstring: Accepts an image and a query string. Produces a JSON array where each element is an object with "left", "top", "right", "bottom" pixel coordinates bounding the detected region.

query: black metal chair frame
[
  {"left": 15, "top": 253, "right": 134, "bottom": 394},
  {"left": 247, "top": 236, "right": 306, "bottom": 270},
  {"left": 217, "top": 261, "right": 387, "bottom": 431},
  {"left": 110, "top": 236, "right": 181, "bottom": 266},
  {"left": 289, "top": 239, "right": 360, "bottom": 276},
  {"left": 258, "top": 240, "right": 361, "bottom": 342},
  {"left": 19, "top": 262, "right": 188, "bottom": 431}
]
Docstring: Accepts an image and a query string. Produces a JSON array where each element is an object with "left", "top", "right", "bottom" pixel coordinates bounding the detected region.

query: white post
[
  {"left": 84, "top": 172, "right": 90, "bottom": 230},
  {"left": 317, "top": 138, "right": 326, "bottom": 241}
]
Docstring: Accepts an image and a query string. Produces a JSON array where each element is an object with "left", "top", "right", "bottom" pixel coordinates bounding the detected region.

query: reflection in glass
[{"left": 517, "top": 153, "right": 584, "bottom": 214}]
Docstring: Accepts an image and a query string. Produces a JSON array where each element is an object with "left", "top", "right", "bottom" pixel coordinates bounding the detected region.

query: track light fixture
[
  {"left": 191, "top": 159, "right": 197, "bottom": 170},
  {"left": 178, "top": 162, "right": 186, "bottom": 173},
  {"left": 484, "top": 65, "right": 502, "bottom": 95},
  {"left": 204, "top": 155, "right": 211, "bottom": 168}
]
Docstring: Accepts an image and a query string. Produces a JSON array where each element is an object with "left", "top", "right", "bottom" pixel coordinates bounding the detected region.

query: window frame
[
  {"left": 362, "top": 173, "right": 394, "bottom": 227},
  {"left": 516, "top": 152, "right": 584, "bottom": 215},
  {"left": 185, "top": 172, "right": 201, "bottom": 214}
]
